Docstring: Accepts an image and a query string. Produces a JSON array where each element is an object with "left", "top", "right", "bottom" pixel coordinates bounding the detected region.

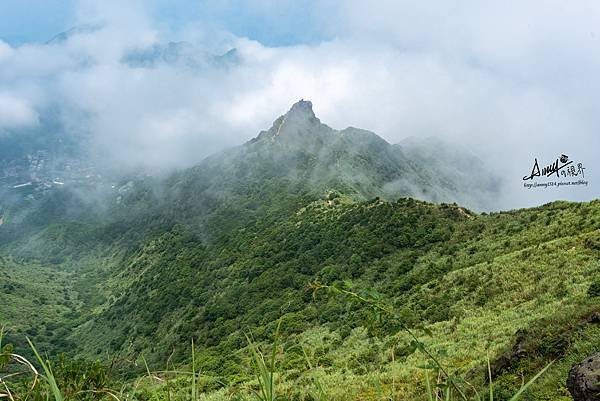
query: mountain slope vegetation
[
  {"left": 70, "top": 197, "right": 599, "bottom": 397},
  {"left": 0, "top": 101, "right": 598, "bottom": 400}
]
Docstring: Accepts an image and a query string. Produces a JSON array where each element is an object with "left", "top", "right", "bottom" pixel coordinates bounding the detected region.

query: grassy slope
[
  {"left": 0, "top": 256, "right": 78, "bottom": 354},
  {"left": 47, "top": 198, "right": 597, "bottom": 400},
  {"left": 268, "top": 200, "right": 600, "bottom": 400},
  {"left": 0, "top": 244, "right": 129, "bottom": 360}
]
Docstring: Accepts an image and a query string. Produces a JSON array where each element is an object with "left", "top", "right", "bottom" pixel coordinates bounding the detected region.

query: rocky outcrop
[{"left": 567, "top": 353, "right": 600, "bottom": 401}]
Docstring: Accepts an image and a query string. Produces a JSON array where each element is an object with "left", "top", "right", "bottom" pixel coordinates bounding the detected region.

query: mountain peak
[
  {"left": 286, "top": 99, "right": 315, "bottom": 120},
  {"left": 250, "top": 99, "right": 328, "bottom": 144}
]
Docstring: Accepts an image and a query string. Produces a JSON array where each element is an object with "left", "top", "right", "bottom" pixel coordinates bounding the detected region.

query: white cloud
[
  {"left": 0, "top": 92, "right": 38, "bottom": 130},
  {"left": 0, "top": 1, "right": 598, "bottom": 207},
  {"left": 0, "top": 40, "right": 12, "bottom": 61}
]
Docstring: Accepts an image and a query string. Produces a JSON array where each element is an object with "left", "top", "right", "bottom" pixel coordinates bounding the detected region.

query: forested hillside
[
  {"left": 1, "top": 102, "right": 598, "bottom": 400},
  {"left": 2, "top": 194, "right": 599, "bottom": 399}
]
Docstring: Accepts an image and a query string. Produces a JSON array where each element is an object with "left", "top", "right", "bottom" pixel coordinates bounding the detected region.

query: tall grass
[
  {"left": 311, "top": 282, "right": 470, "bottom": 400},
  {"left": 2, "top": 311, "right": 554, "bottom": 401},
  {"left": 27, "top": 338, "right": 63, "bottom": 401},
  {"left": 300, "top": 345, "right": 327, "bottom": 401},
  {"left": 418, "top": 359, "right": 553, "bottom": 401},
  {"left": 245, "top": 320, "right": 282, "bottom": 401},
  {"left": 191, "top": 339, "right": 198, "bottom": 401},
  {"left": 310, "top": 282, "right": 554, "bottom": 401}
]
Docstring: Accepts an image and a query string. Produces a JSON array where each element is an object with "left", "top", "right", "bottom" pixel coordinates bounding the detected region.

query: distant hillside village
[{"left": 0, "top": 149, "right": 102, "bottom": 200}]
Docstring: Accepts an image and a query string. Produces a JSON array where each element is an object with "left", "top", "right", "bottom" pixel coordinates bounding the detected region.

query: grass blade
[
  {"left": 191, "top": 339, "right": 197, "bottom": 401},
  {"left": 424, "top": 370, "right": 434, "bottom": 401},
  {"left": 26, "top": 338, "right": 63, "bottom": 401},
  {"left": 487, "top": 355, "right": 493, "bottom": 401},
  {"left": 508, "top": 361, "right": 553, "bottom": 401},
  {"left": 245, "top": 319, "right": 282, "bottom": 401}
]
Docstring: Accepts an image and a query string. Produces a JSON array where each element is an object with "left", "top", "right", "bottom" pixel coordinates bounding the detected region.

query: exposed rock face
[{"left": 567, "top": 353, "right": 600, "bottom": 401}]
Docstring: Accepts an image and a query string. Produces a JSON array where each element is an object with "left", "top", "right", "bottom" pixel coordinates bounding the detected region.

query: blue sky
[
  {"left": 152, "top": 1, "right": 333, "bottom": 46},
  {"left": 0, "top": 0, "right": 75, "bottom": 44},
  {"left": 0, "top": 0, "right": 330, "bottom": 46}
]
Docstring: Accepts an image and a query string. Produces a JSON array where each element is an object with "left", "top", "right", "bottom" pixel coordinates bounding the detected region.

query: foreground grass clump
[
  {"left": 5, "top": 273, "right": 587, "bottom": 400},
  {"left": 1, "top": 314, "right": 554, "bottom": 401}
]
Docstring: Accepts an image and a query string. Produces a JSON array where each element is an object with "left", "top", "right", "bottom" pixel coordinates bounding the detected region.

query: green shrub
[{"left": 588, "top": 281, "right": 600, "bottom": 297}]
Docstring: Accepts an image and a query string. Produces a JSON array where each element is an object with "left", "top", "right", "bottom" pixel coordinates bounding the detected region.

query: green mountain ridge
[
  {"left": 1, "top": 101, "right": 598, "bottom": 400},
  {"left": 2, "top": 195, "right": 598, "bottom": 399}
]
